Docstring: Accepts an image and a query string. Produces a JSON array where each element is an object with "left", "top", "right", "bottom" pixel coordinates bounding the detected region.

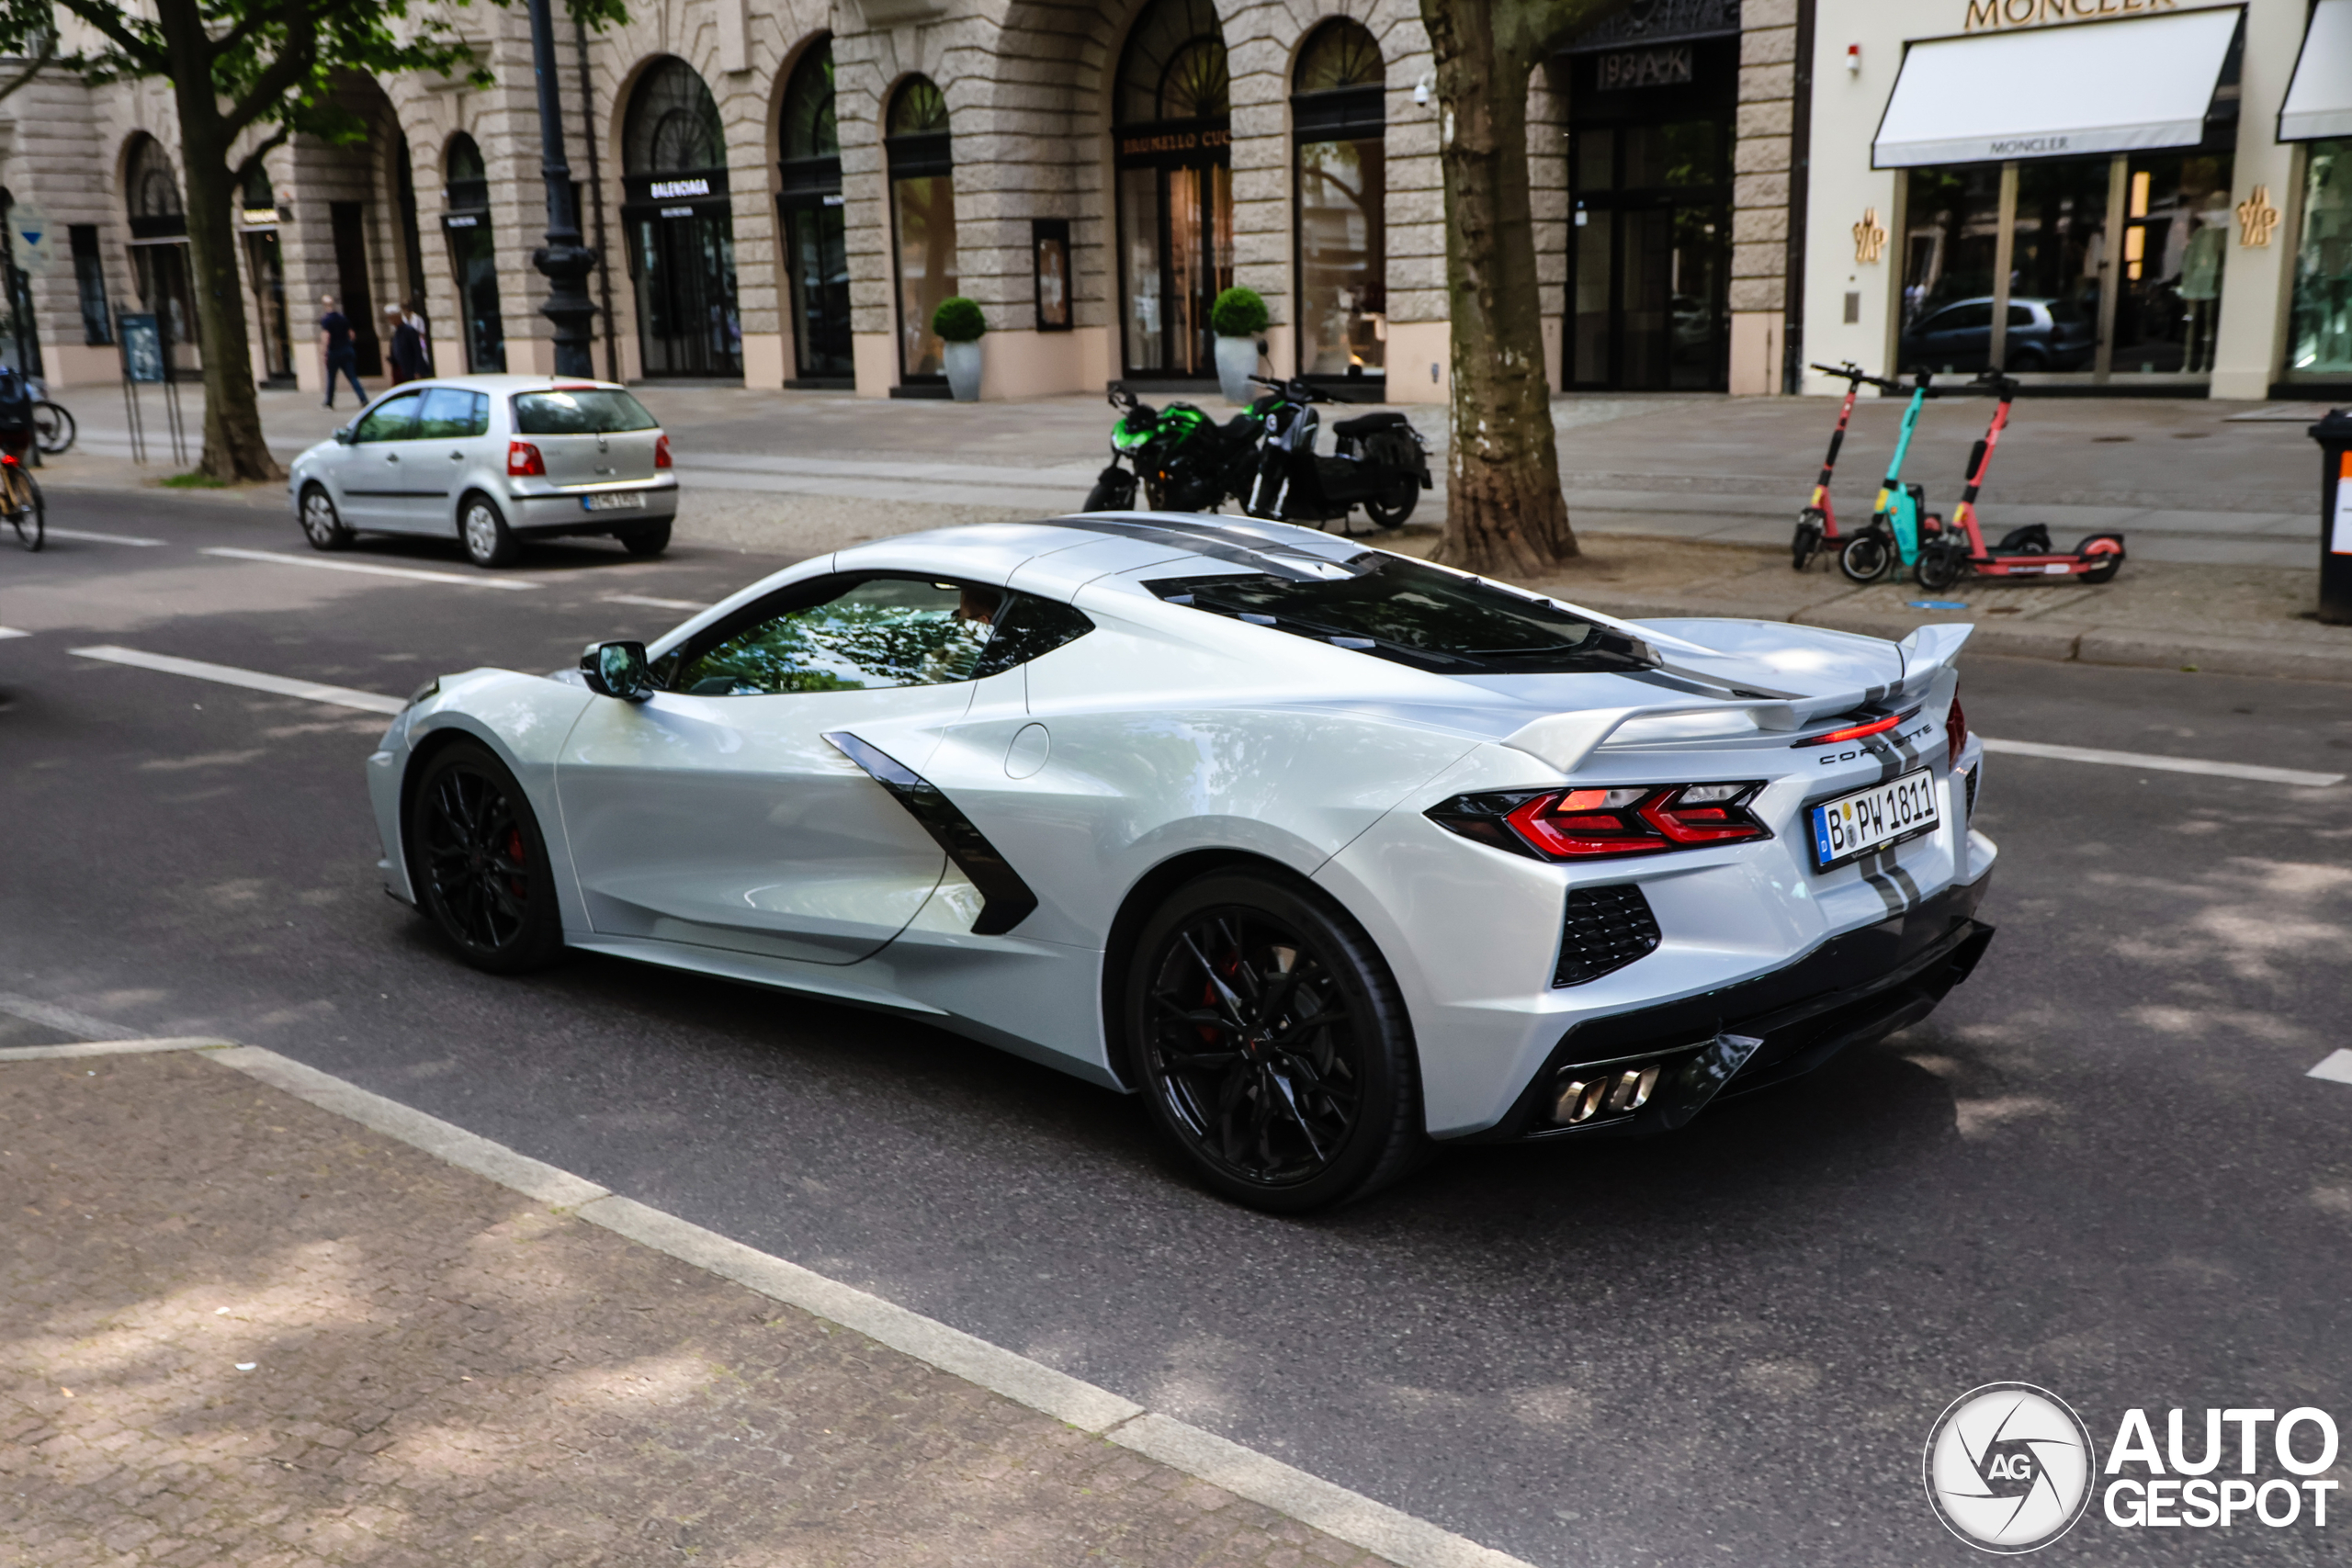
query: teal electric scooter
[{"left": 1838, "top": 371, "right": 1939, "bottom": 584}]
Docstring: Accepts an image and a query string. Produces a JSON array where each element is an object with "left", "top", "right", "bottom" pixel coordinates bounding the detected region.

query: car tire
[
  {"left": 1123, "top": 870, "right": 1423, "bottom": 1213},
  {"left": 459, "top": 491, "right": 520, "bottom": 569},
  {"left": 299, "top": 483, "right": 351, "bottom": 551},
  {"left": 405, "top": 739, "right": 564, "bottom": 975},
  {"left": 617, "top": 520, "right": 672, "bottom": 558},
  {"left": 1838, "top": 532, "right": 1892, "bottom": 583}
]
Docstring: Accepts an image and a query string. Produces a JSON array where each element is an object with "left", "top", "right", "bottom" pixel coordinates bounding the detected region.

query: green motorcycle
[{"left": 1082, "top": 384, "right": 1265, "bottom": 513}]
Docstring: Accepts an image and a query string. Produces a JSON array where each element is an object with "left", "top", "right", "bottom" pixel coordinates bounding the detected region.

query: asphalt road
[{"left": 4, "top": 488, "right": 2349, "bottom": 1567}]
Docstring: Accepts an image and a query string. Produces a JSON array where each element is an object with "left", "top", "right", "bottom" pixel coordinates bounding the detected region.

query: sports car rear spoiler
[{"left": 1503, "top": 623, "right": 1973, "bottom": 774}]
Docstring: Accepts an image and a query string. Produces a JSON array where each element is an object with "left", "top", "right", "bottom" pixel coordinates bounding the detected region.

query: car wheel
[
  {"left": 459, "top": 491, "right": 520, "bottom": 568},
  {"left": 1838, "top": 532, "right": 1892, "bottom": 583},
  {"left": 617, "top": 520, "right": 672, "bottom": 558},
  {"left": 299, "top": 484, "right": 351, "bottom": 551},
  {"left": 406, "top": 739, "right": 564, "bottom": 975},
  {"left": 1124, "top": 871, "right": 1422, "bottom": 1213}
]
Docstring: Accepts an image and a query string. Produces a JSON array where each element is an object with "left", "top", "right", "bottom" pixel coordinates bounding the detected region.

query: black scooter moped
[{"left": 1241, "top": 377, "right": 1430, "bottom": 532}]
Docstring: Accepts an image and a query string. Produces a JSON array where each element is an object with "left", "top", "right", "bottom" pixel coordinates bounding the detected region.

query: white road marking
[
  {"left": 0, "top": 1032, "right": 1538, "bottom": 1568},
  {"left": 603, "top": 592, "right": 709, "bottom": 611},
  {"left": 2310, "top": 1050, "right": 2352, "bottom": 1086},
  {"left": 70, "top": 645, "right": 408, "bottom": 715},
  {"left": 46, "top": 527, "right": 167, "bottom": 546},
  {"left": 0, "top": 626, "right": 27, "bottom": 639},
  {"left": 1980, "top": 737, "right": 2343, "bottom": 789},
  {"left": 200, "top": 547, "right": 539, "bottom": 590}
]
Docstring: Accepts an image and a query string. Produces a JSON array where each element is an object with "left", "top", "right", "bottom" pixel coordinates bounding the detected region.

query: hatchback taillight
[
  {"left": 507, "top": 440, "right": 545, "bottom": 478},
  {"left": 1945, "top": 687, "right": 1968, "bottom": 760},
  {"left": 1427, "top": 782, "right": 1770, "bottom": 862},
  {"left": 654, "top": 434, "right": 673, "bottom": 469}
]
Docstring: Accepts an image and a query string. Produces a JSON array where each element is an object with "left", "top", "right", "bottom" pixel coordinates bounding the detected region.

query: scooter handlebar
[{"left": 1808, "top": 361, "right": 1908, "bottom": 394}]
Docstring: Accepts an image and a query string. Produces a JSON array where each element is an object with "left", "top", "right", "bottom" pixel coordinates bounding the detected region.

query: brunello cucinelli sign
[
  {"left": 1965, "top": 0, "right": 2176, "bottom": 28},
  {"left": 1117, "top": 126, "right": 1232, "bottom": 158}
]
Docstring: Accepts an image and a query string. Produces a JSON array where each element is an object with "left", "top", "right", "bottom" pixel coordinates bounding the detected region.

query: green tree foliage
[{"left": 0, "top": 0, "right": 625, "bottom": 482}]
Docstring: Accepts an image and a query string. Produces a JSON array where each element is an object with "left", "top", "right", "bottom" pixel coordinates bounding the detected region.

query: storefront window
[
  {"left": 1898, "top": 150, "right": 2228, "bottom": 381},
  {"left": 1114, "top": 0, "right": 1233, "bottom": 378},
  {"left": 778, "top": 39, "right": 852, "bottom": 383},
  {"left": 886, "top": 77, "right": 956, "bottom": 381},
  {"left": 621, "top": 58, "right": 742, "bottom": 378},
  {"left": 2289, "top": 141, "right": 2352, "bottom": 378},
  {"left": 444, "top": 134, "right": 505, "bottom": 373},
  {"left": 1293, "top": 20, "right": 1385, "bottom": 379},
  {"left": 124, "top": 135, "right": 196, "bottom": 366}
]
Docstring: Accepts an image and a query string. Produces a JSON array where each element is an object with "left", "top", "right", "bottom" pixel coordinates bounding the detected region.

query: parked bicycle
[{"left": 31, "top": 398, "right": 73, "bottom": 456}]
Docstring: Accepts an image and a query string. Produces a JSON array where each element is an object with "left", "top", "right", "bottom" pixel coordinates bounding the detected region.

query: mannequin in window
[{"left": 2179, "top": 191, "right": 2229, "bottom": 374}]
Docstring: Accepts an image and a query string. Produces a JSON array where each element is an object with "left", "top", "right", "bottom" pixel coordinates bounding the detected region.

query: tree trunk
[
  {"left": 1420, "top": 0, "right": 1597, "bottom": 578},
  {"left": 164, "top": 7, "right": 281, "bottom": 483}
]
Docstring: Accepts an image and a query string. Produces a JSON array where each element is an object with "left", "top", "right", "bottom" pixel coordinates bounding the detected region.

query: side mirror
[
  {"left": 333, "top": 426, "right": 354, "bottom": 446},
  {"left": 581, "top": 639, "right": 654, "bottom": 702}
]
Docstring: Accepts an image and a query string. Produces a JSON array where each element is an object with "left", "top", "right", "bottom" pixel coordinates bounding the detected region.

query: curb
[
  {"left": 1575, "top": 595, "right": 2352, "bottom": 684},
  {"left": 0, "top": 1032, "right": 1532, "bottom": 1568}
]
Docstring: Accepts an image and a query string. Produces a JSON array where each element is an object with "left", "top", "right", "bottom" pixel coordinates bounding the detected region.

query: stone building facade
[{"left": 0, "top": 0, "right": 1813, "bottom": 404}]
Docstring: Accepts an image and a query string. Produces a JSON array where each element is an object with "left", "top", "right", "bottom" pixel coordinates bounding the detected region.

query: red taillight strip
[
  {"left": 1431, "top": 783, "right": 1771, "bottom": 862},
  {"left": 1795, "top": 706, "right": 1919, "bottom": 747}
]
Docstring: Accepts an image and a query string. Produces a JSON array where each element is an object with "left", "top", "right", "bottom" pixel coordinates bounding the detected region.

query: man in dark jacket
[
  {"left": 386, "top": 304, "right": 432, "bottom": 385},
  {"left": 318, "top": 296, "right": 366, "bottom": 408}
]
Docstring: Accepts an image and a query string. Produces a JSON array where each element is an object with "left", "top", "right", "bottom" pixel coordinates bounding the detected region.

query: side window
[
  {"left": 353, "top": 391, "right": 424, "bottom": 444},
  {"left": 674, "top": 577, "right": 1002, "bottom": 695},
  {"left": 973, "top": 595, "right": 1093, "bottom": 677},
  {"left": 415, "top": 388, "right": 490, "bottom": 439},
  {"left": 2007, "top": 304, "right": 2038, "bottom": 328}
]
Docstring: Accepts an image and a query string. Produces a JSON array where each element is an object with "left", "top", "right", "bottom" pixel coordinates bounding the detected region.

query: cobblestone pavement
[{"left": 0, "top": 1050, "right": 1391, "bottom": 1568}]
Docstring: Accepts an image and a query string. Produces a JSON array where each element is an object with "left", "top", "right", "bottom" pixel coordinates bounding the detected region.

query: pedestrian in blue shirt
[{"left": 318, "top": 295, "right": 367, "bottom": 408}]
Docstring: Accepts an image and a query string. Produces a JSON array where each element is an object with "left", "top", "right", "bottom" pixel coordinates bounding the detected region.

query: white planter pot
[
  {"left": 1215, "top": 334, "right": 1261, "bottom": 405},
  {"left": 944, "top": 339, "right": 984, "bottom": 401}
]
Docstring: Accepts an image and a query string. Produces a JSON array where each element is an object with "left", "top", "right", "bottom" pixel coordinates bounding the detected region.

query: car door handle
[
  {"left": 385, "top": 453, "right": 400, "bottom": 462},
  {"left": 448, "top": 450, "right": 464, "bottom": 460}
]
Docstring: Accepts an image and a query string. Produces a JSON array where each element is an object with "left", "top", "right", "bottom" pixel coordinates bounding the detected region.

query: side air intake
[{"left": 1552, "top": 884, "right": 1662, "bottom": 987}]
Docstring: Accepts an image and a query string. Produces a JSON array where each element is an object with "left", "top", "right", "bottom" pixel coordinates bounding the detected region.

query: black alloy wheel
[
  {"left": 1125, "top": 872, "right": 1420, "bottom": 1212},
  {"left": 1838, "top": 531, "right": 1892, "bottom": 584},
  {"left": 406, "top": 740, "right": 563, "bottom": 974}
]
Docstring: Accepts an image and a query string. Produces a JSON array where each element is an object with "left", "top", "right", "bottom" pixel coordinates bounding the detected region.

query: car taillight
[
  {"left": 654, "top": 434, "right": 673, "bottom": 469},
  {"left": 1794, "top": 706, "right": 1918, "bottom": 747},
  {"left": 507, "top": 440, "right": 545, "bottom": 478},
  {"left": 1427, "top": 782, "right": 1770, "bottom": 862},
  {"left": 1945, "top": 687, "right": 1968, "bottom": 760}
]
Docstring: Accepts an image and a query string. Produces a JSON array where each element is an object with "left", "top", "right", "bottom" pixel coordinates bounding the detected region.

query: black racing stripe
[
  {"left": 1884, "top": 861, "right": 1924, "bottom": 908},
  {"left": 1858, "top": 852, "right": 1907, "bottom": 919},
  {"left": 822, "top": 731, "right": 1039, "bottom": 937}
]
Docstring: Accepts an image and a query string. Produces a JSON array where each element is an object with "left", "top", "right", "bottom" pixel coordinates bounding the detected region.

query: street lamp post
[{"left": 526, "top": 0, "right": 597, "bottom": 378}]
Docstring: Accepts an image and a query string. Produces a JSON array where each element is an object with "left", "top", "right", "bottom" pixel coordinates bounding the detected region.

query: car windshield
[
  {"left": 1143, "top": 554, "right": 1653, "bottom": 674},
  {"left": 513, "top": 389, "right": 658, "bottom": 434}
]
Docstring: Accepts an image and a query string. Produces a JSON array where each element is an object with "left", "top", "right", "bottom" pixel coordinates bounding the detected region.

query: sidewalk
[{"left": 1, "top": 1043, "right": 1426, "bottom": 1568}]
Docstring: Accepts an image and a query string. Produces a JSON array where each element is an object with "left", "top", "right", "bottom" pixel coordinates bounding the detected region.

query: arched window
[
  {"left": 443, "top": 134, "right": 505, "bottom": 372},
  {"left": 1293, "top": 20, "right": 1385, "bottom": 379},
  {"left": 1114, "top": 0, "right": 1231, "bottom": 378},
  {"left": 779, "top": 38, "right": 851, "bottom": 382},
  {"left": 886, "top": 76, "right": 956, "bottom": 381},
  {"left": 621, "top": 59, "right": 741, "bottom": 378},
  {"left": 122, "top": 137, "right": 195, "bottom": 355}
]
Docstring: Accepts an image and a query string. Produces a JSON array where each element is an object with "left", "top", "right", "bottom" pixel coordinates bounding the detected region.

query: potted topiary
[
  {"left": 1210, "top": 287, "right": 1268, "bottom": 404},
  {"left": 932, "top": 296, "right": 987, "bottom": 401}
]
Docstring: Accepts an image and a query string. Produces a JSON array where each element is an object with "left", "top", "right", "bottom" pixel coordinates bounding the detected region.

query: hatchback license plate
[
  {"left": 582, "top": 491, "right": 648, "bottom": 513},
  {"left": 1810, "top": 769, "right": 1939, "bottom": 871}
]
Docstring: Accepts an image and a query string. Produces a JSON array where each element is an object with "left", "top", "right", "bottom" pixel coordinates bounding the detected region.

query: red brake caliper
[{"left": 506, "top": 828, "right": 526, "bottom": 898}]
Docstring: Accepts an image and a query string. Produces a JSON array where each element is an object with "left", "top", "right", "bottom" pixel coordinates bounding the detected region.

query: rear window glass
[
  {"left": 1143, "top": 555, "right": 1652, "bottom": 674},
  {"left": 513, "top": 389, "right": 658, "bottom": 434}
]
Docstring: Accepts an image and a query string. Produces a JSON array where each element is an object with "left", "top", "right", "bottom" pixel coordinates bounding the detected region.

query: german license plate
[
  {"left": 1810, "top": 769, "right": 1939, "bottom": 871},
  {"left": 582, "top": 491, "right": 648, "bottom": 513}
]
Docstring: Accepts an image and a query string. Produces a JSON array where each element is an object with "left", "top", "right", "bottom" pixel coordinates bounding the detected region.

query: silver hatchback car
[{"left": 288, "top": 375, "right": 681, "bottom": 568}]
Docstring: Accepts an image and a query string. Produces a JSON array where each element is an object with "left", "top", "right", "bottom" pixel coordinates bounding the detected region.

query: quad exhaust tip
[{"left": 1554, "top": 1063, "right": 1662, "bottom": 1125}]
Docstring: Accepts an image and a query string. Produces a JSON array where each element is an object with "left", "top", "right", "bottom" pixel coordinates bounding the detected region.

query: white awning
[
  {"left": 1872, "top": 7, "right": 2242, "bottom": 169},
  {"left": 2281, "top": 0, "right": 2352, "bottom": 141}
]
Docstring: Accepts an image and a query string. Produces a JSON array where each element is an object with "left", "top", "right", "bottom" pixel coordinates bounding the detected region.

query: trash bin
[{"left": 2312, "top": 408, "right": 2352, "bottom": 626}]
